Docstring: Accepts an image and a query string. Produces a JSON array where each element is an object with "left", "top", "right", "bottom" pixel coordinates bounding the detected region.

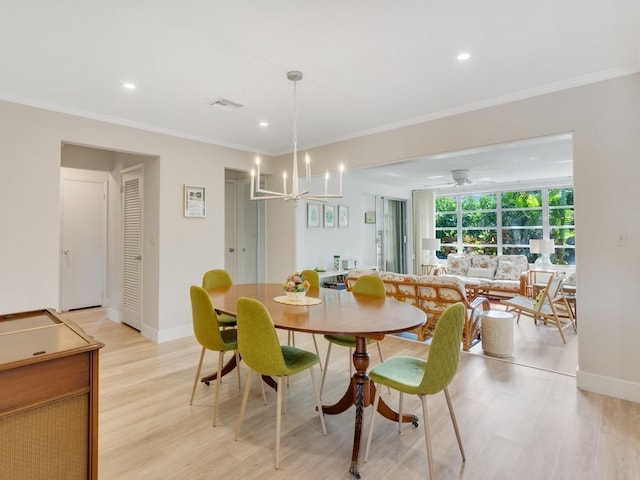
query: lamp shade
[
  {"left": 422, "top": 238, "right": 441, "bottom": 251},
  {"left": 530, "top": 239, "right": 555, "bottom": 254}
]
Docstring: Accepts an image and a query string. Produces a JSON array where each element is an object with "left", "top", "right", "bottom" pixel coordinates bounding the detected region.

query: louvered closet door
[{"left": 121, "top": 167, "right": 143, "bottom": 330}]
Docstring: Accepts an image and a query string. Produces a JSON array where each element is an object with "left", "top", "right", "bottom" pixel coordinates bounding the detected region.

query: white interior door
[
  {"left": 61, "top": 176, "right": 106, "bottom": 311},
  {"left": 121, "top": 167, "right": 143, "bottom": 330},
  {"left": 224, "top": 181, "right": 237, "bottom": 280}
]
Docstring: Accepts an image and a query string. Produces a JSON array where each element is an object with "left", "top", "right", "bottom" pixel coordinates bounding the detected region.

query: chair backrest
[
  {"left": 352, "top": 275, "right": 386, "bottom": 298},
  {"left": 236, "top": 297, "right": 289, "bottom": 376},
  {"left": 301, "top": 269, "right": 320, "bottom": 288},
  {"left": 202, "top": 269, "right": 233, "bottom": 290},
  {"left": 190, "top": 285, "right": 227, "bottom": 351},
  {"left": 419, "top": 302, "right": 465, "bottom": 395},
  {"left": 533, "top": 274, "right": 564, "bottom": 311}
]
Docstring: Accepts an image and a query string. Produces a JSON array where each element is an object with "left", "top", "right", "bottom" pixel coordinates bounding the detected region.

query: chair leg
[
  {"left": 419, "top": 394, "right": 435, "bottom": 480},
  {"left": 260, "top": 374, "right": 267, "bottom": 405},
  {"left": 235, "top": 369, "right": 254, "bottom": 441},
  {"left": 398, "top": 391, "right": 403, "bottom": 433},
  {"left": 275, "top": 376, "right": 283, "bottom": 469},
  {"left": 190, "top": 346, "right": 206, "bottom": 405},
  {"left": 283, "top": 376, "right": 287, "bottom": 415},
  {"left": 444, "top": 387, "right": 466, "bottom": 462},
  {"left": 311, "top": 334, "right": 323, "bottom": 371},
  {"left": 320, "top": 342, "right": 333, "bottom": 396},
  {"left": 212, "top": 350, "right": 224, "bottom": 426},
  {"left": 376, "top": 342, "right": 390, "bottom": 394},
  {"left": 309, "top": 366, "right": 327, "bottom": 435},
  {"left": 235, "top": 350, "right": 242, "bottom": 390},
  {"left": 364, "top": 385, "right": 383, "bottom": 462}
]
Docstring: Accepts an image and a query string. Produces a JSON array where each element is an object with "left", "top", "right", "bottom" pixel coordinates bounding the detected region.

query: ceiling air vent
[{"left": 208, "top": 97, "right": 244, "bottom": 111}]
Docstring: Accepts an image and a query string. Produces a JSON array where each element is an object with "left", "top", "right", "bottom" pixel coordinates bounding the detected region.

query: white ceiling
[{"left": 1, "top": 1, "right": 639, "bottom": 185}]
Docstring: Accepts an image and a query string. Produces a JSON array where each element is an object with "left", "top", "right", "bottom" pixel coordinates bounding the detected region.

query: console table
[{"left": 0, "top": 309, "right": 104, "bottom": 480}]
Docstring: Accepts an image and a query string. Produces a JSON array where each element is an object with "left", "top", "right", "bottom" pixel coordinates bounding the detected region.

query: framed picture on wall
[
  {"left": 184, "top": 185, "right": 206, "bottom": 217},
  {"left": 307, "top": 203, "right": 321, "bottom": 228},
  {"left": 324, "top": 204, "right": 336, "bottom": 228},
  {"left": 338, "top": 205, "right": 349, "bottom": 228},
  {"left": 364, "top": 210, "right": 376, "bottom": 224}
]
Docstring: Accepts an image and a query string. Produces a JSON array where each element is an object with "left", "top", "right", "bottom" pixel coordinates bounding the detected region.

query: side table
[{"left": 481, "top": 310, "right": 514, "bottom": 358}]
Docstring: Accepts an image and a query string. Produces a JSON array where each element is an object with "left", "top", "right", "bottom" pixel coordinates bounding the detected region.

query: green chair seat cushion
[
  {"left": 217, "top": 312, "right": 237, "bottom": 327},
  {"left": 219, "top": 328, "right": 238, "bottom": 350},
  {"left": 369, "top": 356, "right": 427, "bottom": 395},
  {"left": 279, "top": 345, "right": 320, "bottom": 376},
  {"left": 323, "top": 334, "right": 376, "bottom": 348}
]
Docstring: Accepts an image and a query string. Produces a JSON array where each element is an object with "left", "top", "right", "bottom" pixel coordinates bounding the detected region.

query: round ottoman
[{"left": 481, "top": 310, "right": 514, "bottom": 358}]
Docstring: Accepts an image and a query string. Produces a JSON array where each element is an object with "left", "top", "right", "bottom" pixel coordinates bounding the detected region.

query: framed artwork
[
  {"left": 184, "top": 185, "right": 206, "bottom": 217},
  {"left": 324, "top": 204, "right": 336, "bottom": 228},
  {"left": 307, "top": 203, "right": 321, "bottom": 228},
  {"left": 364, "top": 210, "right": 376, "bottom": 224},
  {"left": 338, "top": 204, "right": 349, "bottom": 228}
]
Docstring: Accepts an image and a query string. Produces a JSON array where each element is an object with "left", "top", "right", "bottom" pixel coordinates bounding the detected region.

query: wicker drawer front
[{"left": 0, "top": 393, "right": 89, "bottom": 480}]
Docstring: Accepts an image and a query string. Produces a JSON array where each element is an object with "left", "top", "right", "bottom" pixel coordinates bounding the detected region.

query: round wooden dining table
[{"left": 207, "top": 283, "right": 426, "bottom": 479}]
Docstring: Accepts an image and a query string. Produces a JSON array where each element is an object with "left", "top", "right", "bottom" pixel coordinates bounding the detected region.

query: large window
[{"left": 435, "top": 187, "right": 574, "bottom": 265}]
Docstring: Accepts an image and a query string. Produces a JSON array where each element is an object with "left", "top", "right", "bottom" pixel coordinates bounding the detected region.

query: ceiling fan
[{"left": 427, "top": 169, "right": 494, "bottom": 188}]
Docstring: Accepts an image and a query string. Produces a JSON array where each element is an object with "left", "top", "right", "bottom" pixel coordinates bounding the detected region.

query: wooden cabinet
[{"left": 0, "top": 309, "right": 104, "bottom": 480}]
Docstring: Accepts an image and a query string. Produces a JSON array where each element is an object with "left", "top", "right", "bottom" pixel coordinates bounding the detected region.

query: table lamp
[
  {"left": 422, "top": 238, "right": 441, "bottom": 266},
  {"left": 530, "top": 239, "right": 555, "bottom": 270}
]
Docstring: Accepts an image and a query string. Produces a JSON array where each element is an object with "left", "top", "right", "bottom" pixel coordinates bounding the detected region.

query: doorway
[
  {"left": 376, "top": 196, "right": 408, "bottom": 273},
  {"left": 224, "top": 169, "right": 264, "bottom": 283},
  {"left": 60, "top": 169, "right": 107, "bottom": 311}
]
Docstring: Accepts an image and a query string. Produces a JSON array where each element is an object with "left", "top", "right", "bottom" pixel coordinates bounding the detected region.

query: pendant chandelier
[{"left": 250, "top": 70, "right": 344, "bottom": 205}]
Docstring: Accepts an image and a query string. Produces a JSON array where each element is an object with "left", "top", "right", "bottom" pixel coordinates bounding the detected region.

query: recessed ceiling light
[
  {"left": 123, "top": 82, "right": 136, "bottom": 90},
  {"left": 259, "top": 121, "right": 269, "bottom": 128},
  {"left": 456, "top": 52, "right": 471, "bottom": 61}
]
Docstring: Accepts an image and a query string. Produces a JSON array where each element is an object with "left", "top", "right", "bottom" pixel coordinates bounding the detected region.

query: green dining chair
[
  {"left": 202, "top": 269, "right": 237, "bottom": 328},
  {"left": 234, "top": 297, "right": 327, "bottom": 470},
  {"left": 286, "top": 269, "right": 322, "bottom": 369},
  {"left": 189, "top": 285, "right": 241, "bottom": 427},
  {"left": 364, "top": 302, "right": 467, "bottom": 478},
  {"left": 320, "top": 274, "right": 386, "bottom": 395}
]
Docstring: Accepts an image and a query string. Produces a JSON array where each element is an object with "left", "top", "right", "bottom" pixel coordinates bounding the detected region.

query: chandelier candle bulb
[
  {"left": 249, "top": 70, "right": 345, "bottom": 205},
  {"left": 283, "top": 171, "right": 287, "bottom": 194}
]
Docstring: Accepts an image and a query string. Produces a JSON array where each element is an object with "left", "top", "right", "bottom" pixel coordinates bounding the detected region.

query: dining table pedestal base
[{"left": 322, "top": 337, "right": 418, "bottom": 479}]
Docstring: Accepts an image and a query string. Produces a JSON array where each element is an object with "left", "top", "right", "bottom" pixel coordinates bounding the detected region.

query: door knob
[
  {"left": 63, "top": 250, "right": 71, "bottom": 255},
  {"left": 229, "top": 248, "right": 235, "bottom": 253},
  {"left": 135, "top": 255, "right": 142, "bottom": 261}
]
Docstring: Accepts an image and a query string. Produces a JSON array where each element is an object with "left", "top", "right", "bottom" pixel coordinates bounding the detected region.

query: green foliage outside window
[{"left": 434, "top": 187, "right": 575, "bottom": 265}]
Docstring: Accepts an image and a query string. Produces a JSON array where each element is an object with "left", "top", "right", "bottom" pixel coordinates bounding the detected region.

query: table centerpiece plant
[{"left": 283, "top": 271, "right": 311, "bottom": 301}]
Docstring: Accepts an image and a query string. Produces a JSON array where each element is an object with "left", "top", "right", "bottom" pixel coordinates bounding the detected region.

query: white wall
[
  {"left": 294, "top": 173, "right": 411, "bottom": 272},
  {"left": 291, "top": 73, "right": 640, "bottom": 403},
  {"left": 1, "top": 74, "right": 639, "bottom": 403}
]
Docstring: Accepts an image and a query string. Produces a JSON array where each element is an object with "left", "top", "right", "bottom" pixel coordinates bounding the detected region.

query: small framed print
[
  {"left": 364, "top": 210, "right": 376, "bottom": 224},
  {"left": 338, "top": 205, "right": 349, "bottom": 228},
  {"left": 307, "top": 203, "right": 321, "bottom": 228},
  {"left": 184, "top": 185, "right": 206, "bottom": 218},
  {"left": 324, "top": 204, "right": 336, "bottom": 228}
]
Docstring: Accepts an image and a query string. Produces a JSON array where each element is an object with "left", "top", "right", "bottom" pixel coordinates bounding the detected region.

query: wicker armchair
[{"left": 345, "top": 271, "right": 490, "bottom": 350}]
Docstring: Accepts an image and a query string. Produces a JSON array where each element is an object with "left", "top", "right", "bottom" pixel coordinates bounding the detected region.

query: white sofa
[{"left": 439, "top": 253, "right": 529, "bottom": 297}]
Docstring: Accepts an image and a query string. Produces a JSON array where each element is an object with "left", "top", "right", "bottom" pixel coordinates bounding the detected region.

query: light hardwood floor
[{"left": 63, "top": 308, "right": 639, "bottom": 480}]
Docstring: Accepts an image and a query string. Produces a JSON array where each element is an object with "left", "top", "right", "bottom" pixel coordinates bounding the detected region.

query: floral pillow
[
  {"left": 446, "top": 254, "right": 471, "bottom": 276},
  {"left": 494, "top": 260, "right": 520, "bottom": 280}
]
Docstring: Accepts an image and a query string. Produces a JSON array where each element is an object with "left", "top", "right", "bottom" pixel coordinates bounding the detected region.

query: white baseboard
[
  {"left": 106, "top": 307, "right": 121, "bottom": 323},
  {"left": 153, "top": 323, "right": 193, "bottom": 343},
  {"left": 576, "top": 369, "right": 640, "bottom": 403}
]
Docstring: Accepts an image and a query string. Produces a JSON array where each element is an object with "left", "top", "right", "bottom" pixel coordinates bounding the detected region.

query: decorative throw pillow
[
  {"left": 467, "top": 267, "right": 495, "bottom": 279},
  {"left": 446, "top": 254, "right": 471, "bottom": 276},
  {"left": 495, "top": 261, "right": 520, "bottom": 280}
]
